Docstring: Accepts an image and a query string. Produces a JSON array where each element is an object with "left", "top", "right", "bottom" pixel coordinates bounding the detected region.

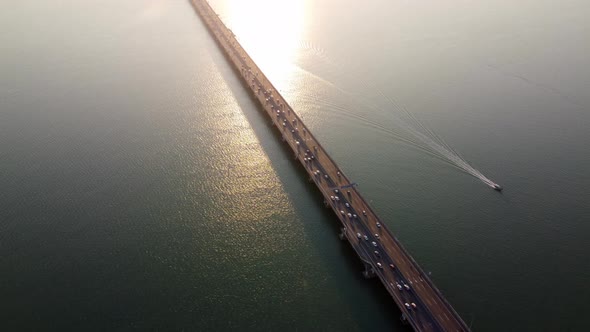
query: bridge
[{"left": 189, "top": 1, "right": 470, "bottom": 331}]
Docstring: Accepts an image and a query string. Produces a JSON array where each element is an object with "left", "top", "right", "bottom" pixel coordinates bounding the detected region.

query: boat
[{"left": 491, "top": 183, "right": 503, "bottom": 191}]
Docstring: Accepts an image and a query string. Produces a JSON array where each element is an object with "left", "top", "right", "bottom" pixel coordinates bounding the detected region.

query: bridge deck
[{"left": 190, "top": 1, "right": 470, "bottom": 331}]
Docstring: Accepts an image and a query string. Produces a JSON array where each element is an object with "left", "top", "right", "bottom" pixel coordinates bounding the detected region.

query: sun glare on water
[{"left": 215, "top": 0, "right": 307, "bottom": 88}]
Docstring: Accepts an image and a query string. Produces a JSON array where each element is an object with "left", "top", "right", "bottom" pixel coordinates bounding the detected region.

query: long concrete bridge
[{"left": 189, "top": 1, "right": 470, "bottom": 331}]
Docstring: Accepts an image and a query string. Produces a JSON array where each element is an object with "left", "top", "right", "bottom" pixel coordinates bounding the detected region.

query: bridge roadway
[{"left": 190, "top": 1, "right": 470, "bottom": 331}]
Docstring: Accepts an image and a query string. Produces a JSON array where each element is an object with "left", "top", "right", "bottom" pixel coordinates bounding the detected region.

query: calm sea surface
[{"left": 1, "top": 0, "right": 589, "bottom": 331}]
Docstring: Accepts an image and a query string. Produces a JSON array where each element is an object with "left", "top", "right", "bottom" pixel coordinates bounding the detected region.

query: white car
[
  {"left": 345, "top": 203, "right": 350, "bottom": 208},
  {"left": 356, "top": 233, "right": 362, "bottom": 239},
  {"left": 363, "top": 235, "right": 369, "bottom": 241},
  {"left": 371, "top": 241, "right": 378, "bottom": 247},
  {"left": 396, "top": 283, "right": 403, "bottom": 290},
  {"left": 377, "top": 262, "right": 383, "bottom": 269},
  {"left": 404, "top": 303, "right": 411, "bottom": 310}
]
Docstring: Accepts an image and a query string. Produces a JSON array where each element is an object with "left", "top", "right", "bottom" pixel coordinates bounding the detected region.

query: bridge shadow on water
[{"left": 206, "top": 36, "right": 410, "bottom": 331}]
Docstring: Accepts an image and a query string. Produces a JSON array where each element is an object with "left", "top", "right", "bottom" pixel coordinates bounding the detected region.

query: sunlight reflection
[
  {"left": 216, "top": 0, "right": 307, "bottom": 90},
  {"left": 198, "top": 60, "right": 301, "bottom": 258}
]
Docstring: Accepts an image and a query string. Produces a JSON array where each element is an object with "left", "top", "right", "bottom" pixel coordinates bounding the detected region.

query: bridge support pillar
[
  {"left": 363, "top": 263, "right": 376, "bottom": 279},
  {"left": 338, "top": 228, "right": 346, "bottom": 240},
  {"left": 400, "top": 314, "right": 409, "bottom": 325}
]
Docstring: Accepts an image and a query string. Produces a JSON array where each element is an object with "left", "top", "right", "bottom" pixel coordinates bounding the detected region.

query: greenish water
[{"left": 1, "top": 0, "right": 589, "bottom": 331}]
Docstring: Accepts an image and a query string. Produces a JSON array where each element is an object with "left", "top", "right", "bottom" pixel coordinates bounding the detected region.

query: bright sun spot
[{"left": 219, "top": 0, "right": 307, "bottom": 86}]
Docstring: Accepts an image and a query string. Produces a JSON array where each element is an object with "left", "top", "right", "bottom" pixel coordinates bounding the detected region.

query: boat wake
[{"left": 291, "top": 41, "right": 502, "bottom": 191}]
